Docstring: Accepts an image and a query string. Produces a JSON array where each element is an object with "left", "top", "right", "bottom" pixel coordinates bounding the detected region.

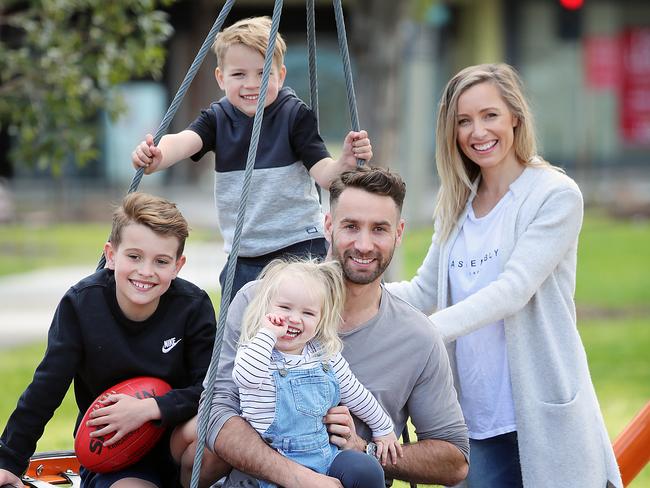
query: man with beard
[{"left": 202, "top": 167, "right": 469, "bottom": 488}]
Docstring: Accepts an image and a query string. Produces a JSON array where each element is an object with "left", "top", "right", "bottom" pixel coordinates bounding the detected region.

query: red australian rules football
[{"left": 74, "top": 376, "right": 171, "bottom": 473}]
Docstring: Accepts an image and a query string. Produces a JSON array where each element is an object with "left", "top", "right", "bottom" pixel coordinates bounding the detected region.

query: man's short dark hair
[{"left": 329, "top": 166, "right": 406, "bottom": 212}]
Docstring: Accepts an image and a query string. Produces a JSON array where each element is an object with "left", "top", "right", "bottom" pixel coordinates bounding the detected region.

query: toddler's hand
[
  {"left": 263, "top": 313, "right": 289, "bottom": 339},
  {"left": 374, "top": 431, "right": 403, "bottom": 466},
  {"left": 131, "top": 133, "right": 163, "bottom": 174}
]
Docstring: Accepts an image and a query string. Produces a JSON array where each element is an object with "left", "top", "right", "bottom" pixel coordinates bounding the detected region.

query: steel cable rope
[
  {"left": 95, "top": 0, "right": 236, "bottom": 271},
  {"left": 189, "top": 2, "right": 285, "bottom": 487},
  {"left": 89, "top": 0, "right": 370, "bottom": 486}
]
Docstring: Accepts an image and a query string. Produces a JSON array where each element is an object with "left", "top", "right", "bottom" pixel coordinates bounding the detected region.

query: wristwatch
[{"left": 365, "top": 441, "right": 378, "bottom": 458}]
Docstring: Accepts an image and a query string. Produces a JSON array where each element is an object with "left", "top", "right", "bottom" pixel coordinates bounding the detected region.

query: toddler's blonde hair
[{"left": 240, "top": 258, "right": 345, "bottom": 359}]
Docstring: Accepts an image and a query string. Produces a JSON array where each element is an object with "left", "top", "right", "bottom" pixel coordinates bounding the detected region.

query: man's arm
[
  {"left": 324, "top": 407, "right": 467, "bottom": 486},
  {"left": 206, "top": 284, "right": 343, "bottom": 488},
  {"left": 214, "top": 416, "right": 343, "bottom": 488},
  {"left": 383, "top": 439, "right": 467, "bottom": 486}
]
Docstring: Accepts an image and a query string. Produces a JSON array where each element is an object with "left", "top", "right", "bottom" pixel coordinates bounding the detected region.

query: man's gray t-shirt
[{"left": 206, "top": 282, "right": 469, "bottom": 485}]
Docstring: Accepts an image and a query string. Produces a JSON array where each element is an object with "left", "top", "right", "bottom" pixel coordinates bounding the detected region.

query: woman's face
[{"left": 455, "top": 81, "right": 519, "bottom": 173}]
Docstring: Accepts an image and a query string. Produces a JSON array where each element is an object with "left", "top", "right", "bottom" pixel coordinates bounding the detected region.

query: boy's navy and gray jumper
[{"left": 189, "top": 87, "right": 330, "bottom": 296}]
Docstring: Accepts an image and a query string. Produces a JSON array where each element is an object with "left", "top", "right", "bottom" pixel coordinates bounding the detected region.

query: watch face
[{"left": 366, "top": 441, "right": 377, "bottom": 457}]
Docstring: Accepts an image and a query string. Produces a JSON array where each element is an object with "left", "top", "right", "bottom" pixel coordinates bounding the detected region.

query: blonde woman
[
  {"left": 387, "top": 64, "right": 621, "bottom": 487},
  {"left": 234, "top": 258, "right": 401, "bottom": 488}
]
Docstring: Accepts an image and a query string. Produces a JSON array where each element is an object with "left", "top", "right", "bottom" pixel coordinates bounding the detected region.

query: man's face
[{"left": 325, "top": 187, "right": 404, "bottom": 286}]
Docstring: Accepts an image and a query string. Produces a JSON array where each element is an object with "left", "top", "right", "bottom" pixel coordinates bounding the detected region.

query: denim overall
[{"left": 257, "top": 351, "right": 340, "bottom": 488}]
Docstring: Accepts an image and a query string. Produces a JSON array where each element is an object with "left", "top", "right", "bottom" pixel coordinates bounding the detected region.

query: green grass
[
  {"left": 0, "top": 342, "right": 78, "bottom": 452},
  {"left": 0, "top": 223, "right": 215, "bottom": 277},
  {"left": 399, "top": 213, "right": 650, "bottom": 310},
  {"left": 2, "top": 318, "right": 646, "bottom": 486},
  {"left": 392, "top": 213, "right": 650, "bottom": 487},
  {"left": 1, "top": 213, "right": 648, "bottom": 485},
  {"left": 576, "top": 214, "right": 650, "bottom": 309},
  {"left": 0, "top": 223, "right": 109, "bottom": 276}
]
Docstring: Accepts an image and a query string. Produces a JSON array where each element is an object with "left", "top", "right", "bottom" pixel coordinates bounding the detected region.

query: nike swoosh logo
[{"left": 162, "top": 338, "right": 182, "bottom": 353}]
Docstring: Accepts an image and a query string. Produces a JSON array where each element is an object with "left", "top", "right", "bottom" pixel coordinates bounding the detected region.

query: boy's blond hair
[
  {"left": 213, "top": 16, "right": 287, "bottom": 69},
  {"left": 110, "top": 192, "right": 189, "bottom": 258},
  {"left": 240, "top": 258, "right": 345, "bottom": 359}
]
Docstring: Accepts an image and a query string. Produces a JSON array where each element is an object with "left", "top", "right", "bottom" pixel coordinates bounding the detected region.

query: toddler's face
[
  {"left": 268, "top": 276, "right": 322, "bottom": 355},
  {"left": 215, "top": 43, "right": 286, "bottom": 117}
]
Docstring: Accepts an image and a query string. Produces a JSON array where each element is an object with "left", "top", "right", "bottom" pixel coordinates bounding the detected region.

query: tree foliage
[{"left": 0, "top": 0, "right": 175, "bottom": 174}]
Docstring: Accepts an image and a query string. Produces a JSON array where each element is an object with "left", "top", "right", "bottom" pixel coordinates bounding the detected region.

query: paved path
[{"left": 0, "top": 243, "right": 226, "bottom": 348}]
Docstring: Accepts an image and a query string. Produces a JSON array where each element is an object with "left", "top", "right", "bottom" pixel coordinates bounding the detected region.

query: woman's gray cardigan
[{"left": 386, "top": 166, "right": 621, "bottom": 488}]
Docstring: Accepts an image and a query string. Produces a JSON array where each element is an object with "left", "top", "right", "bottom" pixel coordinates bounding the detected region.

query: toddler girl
[{"left": 234, "top": 259, "right": 402, "bottom": 488}]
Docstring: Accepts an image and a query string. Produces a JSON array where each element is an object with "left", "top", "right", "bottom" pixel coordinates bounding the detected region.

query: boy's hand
[
  {"left": 373, "top": 431, "right": 403, "bottom": 466},
  {"left": 263, "top": 313, "right": 289, "bottom": 339},
  {"left": 132, "top": 133, "right": 163, "bottom": 174},
  {"left": 86, "top": 394, "right": 161, "bottom": 447},
  {"left": 0, "top": 468, "right": 23, "bottom": 488},
  {"left": 340, "top": 130, "right": 373, "bottom": 168}
]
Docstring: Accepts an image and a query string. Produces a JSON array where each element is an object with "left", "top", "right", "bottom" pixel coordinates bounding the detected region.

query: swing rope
[
  {"left": 93, "top": 0, "right": 371, "bottom": 485},
  {"left": 96, "top": 0, "right": 237, "bottom": 271},
  {"left": 332, "top": 0, "right": 364, "bottom": 167},
  {"left": 306, "top": 0, "right": 319, "bottom": 124},
  {"left": 189, "top": 2, "right": 285, "bottom": 486}
]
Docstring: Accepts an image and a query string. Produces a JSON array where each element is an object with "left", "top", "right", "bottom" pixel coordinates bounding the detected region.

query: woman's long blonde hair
[
  {"left": 434, "top": 63, "right": 551, "bottom": 242},
  {"left": 240, "top": 258, "right": 345, "bottom": 359}
]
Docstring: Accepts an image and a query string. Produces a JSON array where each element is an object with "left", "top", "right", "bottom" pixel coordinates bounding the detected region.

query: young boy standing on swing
[{"left": 131, "top": 16, "right": 373, "bottom": 299}]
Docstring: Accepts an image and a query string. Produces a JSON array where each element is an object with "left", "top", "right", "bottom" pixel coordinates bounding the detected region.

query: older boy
[
  {"left": 131, "top": 16, "right": 373, "bottom": 299},
  {"left": 0, "top": 193, "right": 216, "bottom": 488}
]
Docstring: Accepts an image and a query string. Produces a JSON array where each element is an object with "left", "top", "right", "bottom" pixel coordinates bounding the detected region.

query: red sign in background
[
  {"left": 584, "top": 29, "right": 650, "bottom": 146},
  {"left": 620, "top": 29, "right": 650, "bottom": 145},
  {"left": 584, "top": 35, "right": 621, "bottom": 90}
]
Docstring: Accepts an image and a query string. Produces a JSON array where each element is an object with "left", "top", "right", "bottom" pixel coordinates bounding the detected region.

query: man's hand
[
  {"left": 0, "top": 469, "right": 22, "bottom": 488},
  {"left": 323, "top": 406, "right": 364, "bottom": 451},
  {"left": 132, "top": 133, "right": 163, "bottom": 174},
  {"left": 87, "top": 394, "right": 160, "bottom": 447}
]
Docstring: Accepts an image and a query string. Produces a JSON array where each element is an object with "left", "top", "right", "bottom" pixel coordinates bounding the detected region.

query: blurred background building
[{"left": 1, "top": 0, "right": 649, "bottom": 225}]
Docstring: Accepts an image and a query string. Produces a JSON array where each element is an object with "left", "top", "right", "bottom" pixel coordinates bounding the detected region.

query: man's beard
[{"left": 330, "top": 236, "right": 396, "bottom": 285}]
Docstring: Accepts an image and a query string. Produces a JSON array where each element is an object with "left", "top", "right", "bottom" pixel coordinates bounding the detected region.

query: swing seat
[{"left": 20, "top": 451, "right": 80, "bottom": 488}]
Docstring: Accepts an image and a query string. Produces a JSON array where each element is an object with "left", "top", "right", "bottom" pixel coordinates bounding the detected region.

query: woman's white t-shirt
[{"left": 448, "top": 191, "right": 517, "bottom": 440}]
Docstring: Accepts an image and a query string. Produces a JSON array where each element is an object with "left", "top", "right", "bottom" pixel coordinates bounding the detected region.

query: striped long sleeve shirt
[{"left": 233, "top": 328, "right": 394, "bottom": 436}]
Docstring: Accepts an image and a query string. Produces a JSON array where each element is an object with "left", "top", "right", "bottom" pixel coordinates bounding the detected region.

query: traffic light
[
  {"left": 557, "top": 0, "right": 583, "bottom": 39},
  {"left": 559, "top": 0, "right": 584, "bottom": 9}
]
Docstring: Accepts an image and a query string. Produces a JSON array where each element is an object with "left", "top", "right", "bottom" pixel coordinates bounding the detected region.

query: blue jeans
[
  {"left": 79, "top": 435, "right": 177, "bottom": 488},
  {"left": 257, "top": 354, "right": 384, "bottom": 488},
  {"left": 466, "top": 431, "right": 523, "bottom": 488},
  {"left": 328, "top": 450, "right": 385, "bottom": 488},
  {"left": 219, "top": 238, "right": 327, "bottom": 301}
]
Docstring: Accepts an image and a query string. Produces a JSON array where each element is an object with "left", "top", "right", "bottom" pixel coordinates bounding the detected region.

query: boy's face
[
  {"left": 325, "top": 188, "right": 404, "bottom": 287},
  {"left": 104, "top": 223, "right": 186, "bottom": 322},
  {"left": 215, "top": 43, "right": 286, "bottom": 117}
]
